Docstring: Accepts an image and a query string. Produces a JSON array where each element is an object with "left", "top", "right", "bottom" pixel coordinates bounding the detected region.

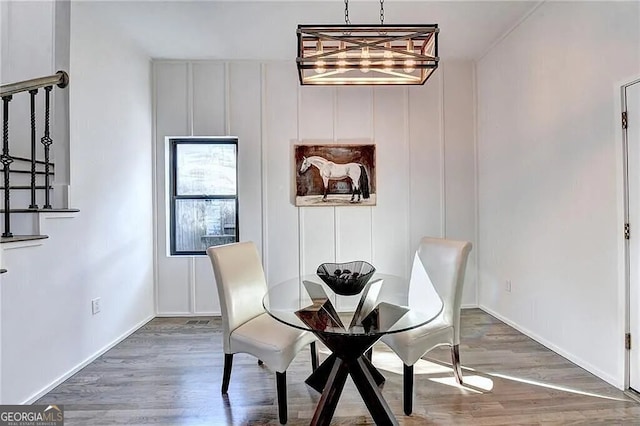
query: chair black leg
[
  {"left": 451, "top": 344, "right": 463, "bottom": 384},
  {"left": 276, "top": 371, "right": 287, "bottom": 424},
  {"left": 222, "top": 354, "right": 233, "bottom": 394},
  {"left": 310, "top": 342, "right": 318, "bottom": 371},
  {"left": 403, "top": 363, "right": 413, "bottom": 415}
]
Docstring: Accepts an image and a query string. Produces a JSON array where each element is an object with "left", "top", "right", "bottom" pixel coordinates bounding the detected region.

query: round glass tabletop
[{"left": 263, "top": 273, "right": 443, "bottom": 337}]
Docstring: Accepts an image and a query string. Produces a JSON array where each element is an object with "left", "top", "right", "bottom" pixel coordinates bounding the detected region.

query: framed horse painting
[{"left": 295, "top": 143, "right": 376, "bottom": 207}]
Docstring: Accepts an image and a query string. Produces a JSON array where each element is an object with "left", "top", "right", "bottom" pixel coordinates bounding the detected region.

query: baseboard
[
  {"left": 155, "top": 312, "right": 220, "bottom": 317},
  {"left": 478, "top": 305, "right": 623, "bottom": 390},
  {"left": 461, "top": 303, "right": 479, "bottom": 309},
  {"left": 625, "top": 388, "right": 640, "bottom": 403},
  {"left": 22, "top": 314, "right": 155, "bottom": 404}
]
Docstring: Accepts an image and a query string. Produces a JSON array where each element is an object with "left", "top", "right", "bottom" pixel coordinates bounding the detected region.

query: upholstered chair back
[
  {"left": 408, "top": 237, "right": 472, "bottom": 345},
  {"left": 207, "top": 242, "right": 268, "bottom": 353}
]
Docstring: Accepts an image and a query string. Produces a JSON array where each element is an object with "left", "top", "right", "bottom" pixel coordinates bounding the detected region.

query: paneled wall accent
[{"left": 154, "top": 60, "right": 476, "bottom": 315}]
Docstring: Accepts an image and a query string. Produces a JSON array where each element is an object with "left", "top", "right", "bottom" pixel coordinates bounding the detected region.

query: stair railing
[{"left": 0, "top": 71, "right": 69, "bottom": 237}]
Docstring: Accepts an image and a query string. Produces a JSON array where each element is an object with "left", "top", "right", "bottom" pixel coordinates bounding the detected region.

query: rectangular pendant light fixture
[{"left": 296, "top": 24, "right": 439, "bottom": 86}]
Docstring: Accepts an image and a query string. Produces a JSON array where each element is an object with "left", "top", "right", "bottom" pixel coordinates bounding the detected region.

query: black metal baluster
[
  {"left": 41, "top": 86, "right": 52, "bottom": 209},
  {"left": 29, "top": 89, "right": 38, "bottom": 209},
  {"left": 1, "top": 96, "right": 14, "bottom": 237}
]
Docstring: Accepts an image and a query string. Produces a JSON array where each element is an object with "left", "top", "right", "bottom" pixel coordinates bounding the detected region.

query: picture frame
[{"left": 295, "top": 143, "right": 376, "bottom": 207}]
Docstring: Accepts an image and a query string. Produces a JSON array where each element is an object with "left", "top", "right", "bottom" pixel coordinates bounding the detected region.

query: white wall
[
  {"left": 0, "top": 1, "right": 6, "bottom": 84},
  {"left": 476, "top": 1, "right": 640, "bottom": 388},
  {"left": 0, "top": 1, "right": 155, "bottom": 403},
  {"left": 0, "top": 0, "right": 70, "bottom": 207},
  {"left": 1, "top": 1, "right": 53, "bottom": 83},
  {"left": 154, "top": 60, "right": 477, "bottom": 315},
  {"left": 0, "top": 0, "right": 57, "bottom": 160}
]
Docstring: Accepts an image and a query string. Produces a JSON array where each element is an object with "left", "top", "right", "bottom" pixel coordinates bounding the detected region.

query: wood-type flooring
[{"left": 37, "top": 309, "right": 640, "bottom": 425}]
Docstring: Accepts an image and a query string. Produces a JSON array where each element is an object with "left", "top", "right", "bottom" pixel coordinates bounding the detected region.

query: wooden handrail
[{"left": 0, "top": 71, "right": 69, "bottom": 98}]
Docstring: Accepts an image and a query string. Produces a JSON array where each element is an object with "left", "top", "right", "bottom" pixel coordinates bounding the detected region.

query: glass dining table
[{"left": 263, "top": 273, "right": 443, "bottom": 426}]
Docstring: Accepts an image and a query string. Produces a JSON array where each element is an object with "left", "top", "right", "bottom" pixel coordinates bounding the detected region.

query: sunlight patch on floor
[
  {"left": 486, "top": 372, "right": 632, "bottom": 402},
  {"left": 372, "top": 351, "right": 493, "bottom": 393},
  {"left": 321, "top": 347, "right": 629, "bottom": 402},
  {"left": 455, "top": 364, "right": 632, "bottom": 402},
  {"left": 429, "top": 375, "right": 493, "bottom": 393},
  {"left": 372, "top": 351, "right": 451, "bottom": 376},
  {"left": 321, "top": 347, "right": 452, "bottom": 375}
]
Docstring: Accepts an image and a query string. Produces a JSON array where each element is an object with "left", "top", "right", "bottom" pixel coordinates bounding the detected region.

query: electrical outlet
[
  {"left": 91, "top": 297, "right": 101, "bottom": 315},
  {"left": 505, "top": 280, "right": 512, "bottom": 293}
]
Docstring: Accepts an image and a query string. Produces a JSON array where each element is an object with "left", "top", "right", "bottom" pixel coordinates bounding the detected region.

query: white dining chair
[
  {"left": 381, "top": 236, "right": 472, "bottom": 415},
  {"left": 207, "top": 241, "right": 318, "bottom": 424}
]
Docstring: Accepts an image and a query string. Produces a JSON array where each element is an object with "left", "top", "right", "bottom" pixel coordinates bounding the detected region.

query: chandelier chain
[
  {"left": 344, "top": 0, "right": 351, "bottom": 25},
  {"left": 343, "top": 0, "right": 384, "bottom": 25}
]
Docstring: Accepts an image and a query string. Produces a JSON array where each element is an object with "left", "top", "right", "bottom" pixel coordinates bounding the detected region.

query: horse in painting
[{"left": 299, "top": 156, "right": 370, "bottom": 203}]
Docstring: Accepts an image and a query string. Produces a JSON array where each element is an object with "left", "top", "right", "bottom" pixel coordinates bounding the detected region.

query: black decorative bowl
[{"left": 316, "top": 261, "right": 376, "bottom": 296}]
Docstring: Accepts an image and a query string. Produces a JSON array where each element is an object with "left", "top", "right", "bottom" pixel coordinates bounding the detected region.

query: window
[{"left": 169, "top": 137, "right": 238, "bottom": 255}]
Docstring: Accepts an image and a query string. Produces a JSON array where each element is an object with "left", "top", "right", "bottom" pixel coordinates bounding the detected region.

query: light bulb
[
  {"left": 337, "top": 41, "right": 347, "bottom": 73},
  {"left": 383, "top": 42, "right": 393, "bottom": 71},
  {"left": 314, "top": 40, "right": 325, "bottom": 73},
  {"left": 403, "top": 59, "right": 415, "bottom": 73},
  {"left": 360, "top": 46, "right": 371, "bottom": 73},
  {"left": 404, "top": 40, "right": 415, "bottom": 73}
]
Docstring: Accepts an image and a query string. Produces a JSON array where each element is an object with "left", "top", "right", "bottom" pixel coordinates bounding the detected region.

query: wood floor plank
[{"left": 36, "top": 309, "right": 640, "bottom": 424}]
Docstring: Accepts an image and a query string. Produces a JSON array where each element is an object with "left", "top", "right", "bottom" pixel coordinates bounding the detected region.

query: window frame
[{"left": 168, "top": 136, "right": 239, "bottom": 256}]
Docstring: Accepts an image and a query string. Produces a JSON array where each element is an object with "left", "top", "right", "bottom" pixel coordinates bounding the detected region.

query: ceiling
[{"left": 79, "top": 1, "right": 541, "bottom": 61}]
